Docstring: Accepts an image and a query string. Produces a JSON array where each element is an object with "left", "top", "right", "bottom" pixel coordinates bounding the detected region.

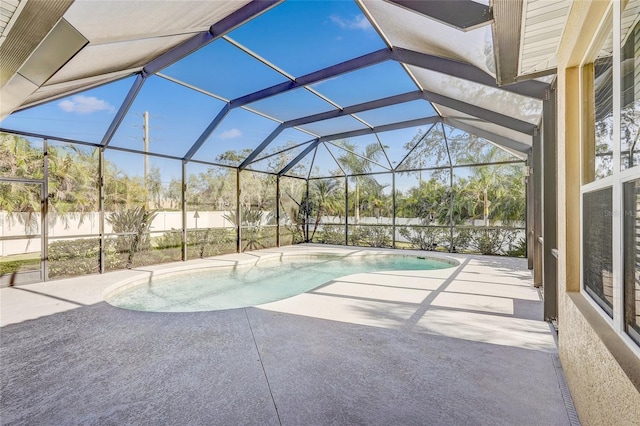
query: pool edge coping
[{"left": 101, "top": 246, "right": 461, "bottom": 306}]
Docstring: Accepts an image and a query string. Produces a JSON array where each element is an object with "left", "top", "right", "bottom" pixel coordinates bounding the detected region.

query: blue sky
[{"left": 0, "top": 0, "right": 456, "bottom": 183}]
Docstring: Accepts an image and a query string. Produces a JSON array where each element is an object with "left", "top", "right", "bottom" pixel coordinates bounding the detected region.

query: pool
[{"left": 105, "top": 254, "right": 457, "bottom": 312}]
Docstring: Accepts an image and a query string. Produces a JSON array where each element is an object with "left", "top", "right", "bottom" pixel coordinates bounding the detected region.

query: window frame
[{"left": 580, "top": 1, "right": 640, "bottom": 356}]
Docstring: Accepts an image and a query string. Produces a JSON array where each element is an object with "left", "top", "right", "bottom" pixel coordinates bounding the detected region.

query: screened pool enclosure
[{"left": 0, "top": 0, "right": 555, "bottom": 285}]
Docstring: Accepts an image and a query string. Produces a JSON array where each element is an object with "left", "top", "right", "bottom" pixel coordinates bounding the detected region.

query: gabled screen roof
[{"left": 1, "top": 0, "right": 552, "bottom": 177}]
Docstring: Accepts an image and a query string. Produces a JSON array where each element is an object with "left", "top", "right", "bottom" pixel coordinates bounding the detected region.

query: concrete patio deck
[{"left": 0, "top": 245, "right": 577, "bottom": 425}]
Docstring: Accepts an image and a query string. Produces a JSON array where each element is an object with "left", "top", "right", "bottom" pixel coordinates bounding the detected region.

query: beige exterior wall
[{"left": 556, "top": 1, "right": 640, "bottom": 424}]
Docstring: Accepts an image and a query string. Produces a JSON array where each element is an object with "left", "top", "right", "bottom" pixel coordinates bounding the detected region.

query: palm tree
[
  {"left": 309, "top": 178, "right": 340, "bottom": 241},
  {"left": 334, "top": 140, "right": 383, "bottom": 223},
  {"left": 463, "top": 145, "right": 513, "bottom": 226},
  {"left": 47, "top": 144, "right": 99, "bottom": 229}
]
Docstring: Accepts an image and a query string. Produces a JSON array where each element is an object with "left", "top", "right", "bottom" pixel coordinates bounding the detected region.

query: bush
[
  {"left": 312, "top": 225, "right": 345, "bottom": 245},
  {"left": 349, "top": 226, "right": 391, "bottom": 248},
  {"left": 48, "top": 238, "right": 100, "bottom": 278},
  {"left": 154, "top": 231, "right": 182, "bottom": 250},
  {"left": 283, "top": 224, "right": 305, "bottom": 245},
  {"left": 463, "top": 228, "right": 518, "bottom": 256},
  {"left": 187, "top": 228, "right": 235, "bottom": 258},
  {"left": 506, "top": 237, "right": 527, "bottom": 258},
  {"left": 398, "top": 226, "right": 447, "bottom": 251}
]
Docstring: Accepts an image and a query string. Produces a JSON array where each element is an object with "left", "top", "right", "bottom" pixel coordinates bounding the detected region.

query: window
[
  {"left": 583, "top": 188, "right": 613, "bottom": 316},
  {"left": 585, "top": 14, "right": 614, "bottom": 183},
  {"left": 582, "top": 2, "right": 640, "bottom": 350},
  {"left": 621, "top": 1, "right": 640, "bottom": 347},
  {"left": 620, "top": 2, "right": 640, "bottom": 171},
  {"left": 582, "top": 9, "right": 614, "bottom": 318}
]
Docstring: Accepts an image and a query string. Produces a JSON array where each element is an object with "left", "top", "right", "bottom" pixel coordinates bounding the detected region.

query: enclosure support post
[
  {"left": 533, "top": 128, "right": 542, "bottom": 287},
  {"left": 181, "top": 160, "right": 187, "bottom": 261},
  {"left": 99, "top": 149, "right": 105, "bottom": 274},
  {"left": 542, "top": 85, "right": 558, "bottom": 321},
  {"left": 449, "top": 170, "right": 454, "bottom": 253},
  {"left": 236, "top": 169, "right": 241, "bottom": 253},
  {"left": 276, "top": 175, "right": 280, "bottom": 247},
  {"left": 42, "top": 139, "right": 49, "bottom": 281},
  {"left": 305, "top": 179, "right": 310, "bottom": 243},
  {"left": 345, "top": 177, "right": 349, "bottom": 246},
  {"left": 392, "top": 171, "right": 396, "bottom": 249},
  {"left": 441, "top": 123, "right": 455, "bottom": 253},
  {"left": 526, "top": 150, "right": 534, "bottom": 269}
]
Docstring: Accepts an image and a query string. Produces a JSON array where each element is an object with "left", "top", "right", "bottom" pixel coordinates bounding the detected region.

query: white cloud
[
  {"left": 220, "top": 128, "right": 241, "bottom": 139},
  {"left": 329, "top": 14, "right": 371, "bottom": 31},
  {"left": 58, "top": 95, "right": 115, "bottom": 114}
]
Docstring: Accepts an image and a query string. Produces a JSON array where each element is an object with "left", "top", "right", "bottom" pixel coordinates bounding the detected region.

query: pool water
[{"left": 106, "top": 254, "right": 455, "bottom": 312}]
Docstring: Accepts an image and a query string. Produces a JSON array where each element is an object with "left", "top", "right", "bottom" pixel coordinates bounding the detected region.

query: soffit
[
  {"left": 0, "top": 0, "right": 74, "bottom": 86},
  {"left": 518, "top": 0, "right": 571, "bottom": 76},
  {"left": 0, "top": 0, "right": 26, "bottom": 45}
]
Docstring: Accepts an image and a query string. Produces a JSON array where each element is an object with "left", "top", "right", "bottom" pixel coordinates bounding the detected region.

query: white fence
[
  {"left": 0, "top": 211, "right": 233, "bottom": 256},
  {"left": 1, "top": 210, "right": 526, "bottom": 257}
]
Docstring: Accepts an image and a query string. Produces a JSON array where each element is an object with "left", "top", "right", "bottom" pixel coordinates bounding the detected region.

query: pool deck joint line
[
  {"left": 245, "top": 307, "right": 283, "bottom": 426},
  {"left": 1, "top": 244, "right": 578, "bottom": 425}
]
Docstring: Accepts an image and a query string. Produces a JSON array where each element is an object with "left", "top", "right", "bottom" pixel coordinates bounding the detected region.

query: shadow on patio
[{"left": 258, "top": 255, "right": 556, "bottom": 353}]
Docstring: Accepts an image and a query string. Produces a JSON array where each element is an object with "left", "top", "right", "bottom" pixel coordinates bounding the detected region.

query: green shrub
[
  {"left": 283, "top": 224, "right": 305, "bottom": 245},
  {"left": 154, "top": 231, "right": 182, "bottom": 250},
  {"left": 48, "top": 238, "right": 100, "bottom": 278},
  {"left": 398, "top": 226, "right": 447, "bottom": 251},
  {"left": 312, "top": 225, "right": 344, "bottom": 245},
  {"left": 349, "top": 226, "right": 391, "bottom": 248},
  {"left": 506, "top": 237, "right": 527, "bottom": 258},
  {"left": 463, "top": 228, "right": 518, "bottom": 256},
  {"left": 187, "top": 228, "right": 235, "bottom": 258}
]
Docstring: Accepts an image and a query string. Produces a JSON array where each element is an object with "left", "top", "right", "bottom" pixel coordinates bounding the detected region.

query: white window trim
[
  {"left": 613, "top": 0, "right": 624, "bottom": 340},
  {"left": 579, "top": 1, "right": 640, "bottom": 358}
]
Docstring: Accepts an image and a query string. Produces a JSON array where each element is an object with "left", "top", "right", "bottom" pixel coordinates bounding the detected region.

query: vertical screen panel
[
  {"left": 279, "top": 176, "right": 306, "bottom": 245},
  {"left": 308, "top": 176, "right": 346, "bottom": 245},
  {"left": 239, "top": 170, "right": 277, "bottom": 251},
  {"left": 0, "top": 133, "right": 43, "bottom": 180},
  {"left": 0, "top": 181, "right": 42, "bottom": 283},
  {"left": 186, "top": 163, "right": 237, "bottom": 259},
  {"left": 47, "top": 141, "right": 99, "bottom": 232},
  {"left": 46, "top": 141, "right": 100, "bottom": 279}
]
